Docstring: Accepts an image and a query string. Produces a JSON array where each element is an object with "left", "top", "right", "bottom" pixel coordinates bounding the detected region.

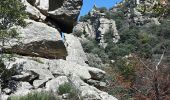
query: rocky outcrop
[
  {"left": 0, "top": 55, "right": 117, "bottom": 100},
  {"left": 65, "top": 34, "right": 88, "bottom": 66},
  {"left": 74, "top": 6, "right": 120, "bottom": 47},
  {"left": 1, "top": 19, "right": 67, "bottom": 59},
  {"left": 22, "top": 0, "right": 83, "bottom": 33}
]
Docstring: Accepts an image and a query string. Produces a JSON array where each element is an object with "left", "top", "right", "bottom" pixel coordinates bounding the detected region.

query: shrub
[
  {"left": 114, "top": 59, "right": 136, "bottom": 81},
  {"left": 8, "top": 91, "right": 58, "bottom": 100},
  {"left": 0, "top": 57, "right": 19, "bottom": 90},
  {"left": 58, "top": 82, "right": 80, "bottom": 100},
  {"left": 0, "top": 0, "right": 27, "bottom": 46}
]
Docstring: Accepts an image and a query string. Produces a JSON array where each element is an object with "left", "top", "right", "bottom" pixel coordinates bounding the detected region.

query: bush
[
  {"left": 0, "top": 0, "right": 27, "bottom": 46},
  {"left": 0, "top": 57, "right": 19, "bottom": 90},
  {"left": 58, "top": 82, "right": 80, "bottom": 100},
  {"left": 114, "top": 59, "right": 136, "bottom": 81},
  {"left": 8, "top": 91, "right": 58, "bottom": 100}
]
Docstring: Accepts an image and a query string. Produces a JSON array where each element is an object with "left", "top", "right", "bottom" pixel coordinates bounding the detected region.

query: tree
[
  {"left": 0, "top": 0, "right": 27, "bottom": 92},
  {"left": 0, "top": 0, "right": 27, "bottom": 46}
]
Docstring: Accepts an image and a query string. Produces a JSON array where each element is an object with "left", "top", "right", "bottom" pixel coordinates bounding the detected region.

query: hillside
[
  {"left": 0, "top": 0, "right": 170, "bottom": 100},
  {"left": 73, "top": 0, "right": 170, "bottom": 99}
]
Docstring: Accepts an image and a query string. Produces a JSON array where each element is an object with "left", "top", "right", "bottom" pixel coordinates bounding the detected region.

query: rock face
[
  {"left": 0, "top": 55, "right": 116, "bottom": 100},
  {"left": 22, "top": 0, "right": 83, "bottom": 33},
  {"left": 0, "top": 0, "right": 118, "bottom": 100},
  {"left": 65, "top": 34, "right": 88, "bottom": 66},
  {"left": 2, "top": 19, "right": 67, "bottom": 59},
  {"left": 74, "top": 6, "right": 120, "bottom": 47},
  {"left": 121, "top": 0, "right": 161, "bottom": 26}
]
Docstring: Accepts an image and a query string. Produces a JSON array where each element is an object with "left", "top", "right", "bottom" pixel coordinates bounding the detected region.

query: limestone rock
[
  {"left": 70, "top": 75, "right": 118, "bottom": 100},
  {"left": 33, "top": 79, "right": 48, "bottom": 88},
  {"left": 48, "top": 59, "right": 92, "bottom": 80},
  {"left": 2, "top": 19, "right": 67, "bottom": 59},
  {"left": 25, "top": 0, "right": 83, "bottom": 33},
  {"left": 12, "top": 82, "right": 33, "bottom": 96},
  {"left": 22, "top": 0, "right": 46, "bottom": 20},
  {"left": 65, "top": 34, "right": 88, "bottom": 66},
  {"left": 74, "top": 14, "right": 120, "bottom": 47},
  {"left": 45, "top": 76, "right": 68, "bottom": 92}
]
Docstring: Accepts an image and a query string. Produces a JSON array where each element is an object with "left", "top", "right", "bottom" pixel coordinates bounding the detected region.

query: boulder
[
  {"left": 12, "top": 82, "right": 33, "bottom": 96},
  {"left": 45, "top": 76, "right": 68, "bottom": 92},
  {"left": 48, "top": 59, "right": 92, "bottom": 80},
  {"left": 33, "top": 79, "right": 48, "bottom": 88},
  {"left": 65, "top": 34, "right": 88, "bottom": 66},
  {"left": 24, "top": 0, "right": 83, "bottom": 33},
  {"left": 22, "top": 0, "right": 46, "bottom": 20},
  {"left": 2, "top": 19, "right": 67, "bottom": 59},
  {"left": 70, "top": 75, "right": 118, "bottom": 100}
]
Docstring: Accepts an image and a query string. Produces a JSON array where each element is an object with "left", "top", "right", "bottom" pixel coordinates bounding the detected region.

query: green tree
[{"left": 0, "top": 0, "right": 27, "bottom": 46}]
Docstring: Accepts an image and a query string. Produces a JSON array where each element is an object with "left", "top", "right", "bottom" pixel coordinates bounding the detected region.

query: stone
[
  {"left": 2, "top": 19, "right": 67, "bottom": 59},
  {"left": 69, "top": 75, "right": 118, "bottom": 100},
  {"left": 87, "top": 79, "right": 107, "bottom": 88},
  {"left": 65, "top": 34, "right": 88, "bottom": 66},
  {"left": 49, "top": 59, "right": 92, "bottom": 80},
  {"left": 45, "top": 76, "right": 68, "bottom": 92},
  {"left": 30, "top": 69, "right": 54, "bottom": 80},
  {"left": 87, "top": 67, "right": 106, "bottom": 80},
  {"left": 33, "top": 79, "right": 48, "bottom": 88},
  {"left": 1, "top": 94, "right": 9, "bottom": 100},
  {"left": 11, "top": 82, "right": 33, "bottom": 97},
  {"left": 22, "top": 0, "right": 46, "bottom": 20},
  {"left": 25, "top": 0, "right": 83, "bottom": 33},
  {"left": 47, "top": 0, "right": 83, "bottom": 33},
  {"left": 11, "top": 71, "right": 38, "bottom": 82},
  {"left": 2, "top": 88, "right": 12, "bottom": 95}
]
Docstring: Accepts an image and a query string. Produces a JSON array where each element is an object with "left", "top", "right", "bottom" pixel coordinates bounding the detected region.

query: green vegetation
[
  {"left": 58, "top": 82, "right": 81, "bottom": 100},
  {"left": 78, "top": 4, "right": 170, "bottom": 100},
  {"left": 0, "top": 0, "right": 27, "bottom": 92},
  {"left": 8, "top": 91, "right": 59, "bottom": 100},
  {"left": 0, "top": 0, "right": 27, "bottom": 46}
]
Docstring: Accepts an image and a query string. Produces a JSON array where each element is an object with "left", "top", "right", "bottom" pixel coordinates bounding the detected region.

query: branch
[
  {"left": 134, "top": 55, "right": 153, "bottom": 73},
  {"left": 155, "top": 50, "right": 165, "bottom": 71}
]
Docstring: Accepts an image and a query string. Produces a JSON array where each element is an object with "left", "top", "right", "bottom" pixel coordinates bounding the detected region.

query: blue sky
[{"left": 79, "top": 0, "right": 122, "bottom": 16}]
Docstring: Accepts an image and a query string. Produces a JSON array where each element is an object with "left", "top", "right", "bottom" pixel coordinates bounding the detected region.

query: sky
[{"left": 79, "top": 0, "right": 122, "bottom": 16}]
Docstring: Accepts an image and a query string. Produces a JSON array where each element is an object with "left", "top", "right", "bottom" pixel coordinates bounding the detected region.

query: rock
[
  {"left": 74, "top": 7, "right": 120, "bottom": 47},
  {"left": 49, "top": 59, "right": 92, "bottom": 80},
  {"left": 73, "top": 22, "right": 95, "bottom": 38},
  {"left": 70, "top": 75, "right": 118, "bottom": 100},
  {"left": 11, "top": 71, "right": 38, "bottom": 82},
  {"left": 25, "top": 0, "right": 83, "bottom": 33},
  {"left": 65, "top": 34, "right": 88, "bottom": 66},
  {"left": 17, "top": 82, "right": 33, "bottom": 90},
  {"left": 87, "top": 67, "right": 106, "bottom": 80},
  {"left": 86, "top": 79, "right": 107, "bottom": 88},
  {"left": 30, "top": 69, "right": 54, "bottom": 80},
  {"left": 47, "top": 0, "right": 83, "bottom": 33},
  {"left": 2, "top": 88, "right": 12, "bottom": 95},
  {"left": 33, "top": 79, "right": 48, "bottom": 88},
  {"left": 45, "top": 76, "right": 68, "bottom": 92},
  {"left": 22, "top": 0, "right": 46, "bottom": 20},
  {"left": 12, "top": 82, "right": 33, "bottom": 96},
  {"left": 2, "top": 19, "right": 67, "bottom": 59},
  {"left": 1, "top": 94, "right": 9, "bottom": 100},
  {"left": 98, "top": 18, "right": 120, "bottom": 47},
  {"left": 62, "top": 93, "right": 69, "bottom": 99}
]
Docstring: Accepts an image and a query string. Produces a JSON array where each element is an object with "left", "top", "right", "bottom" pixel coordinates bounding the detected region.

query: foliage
[
  {"left": 114, "top": 59, "right": 136, "bottom": 81},
  {"left": 0, "top": 0, "right": 27, "bottom": 46},
  {"left": 0, "top": 56, "right": 19, "bottom": 90},
  {"left": 58, "top": 82, "right": 80, "bottom": 100},
  {"left": 8, "top": 91, "right": 59, "bottom": 100},
  {"left": 98, "top": 7, "right": 107, "bottom": 13},
  {"left": 81, "top": 39, "right": 109, "bottom": 63}
]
